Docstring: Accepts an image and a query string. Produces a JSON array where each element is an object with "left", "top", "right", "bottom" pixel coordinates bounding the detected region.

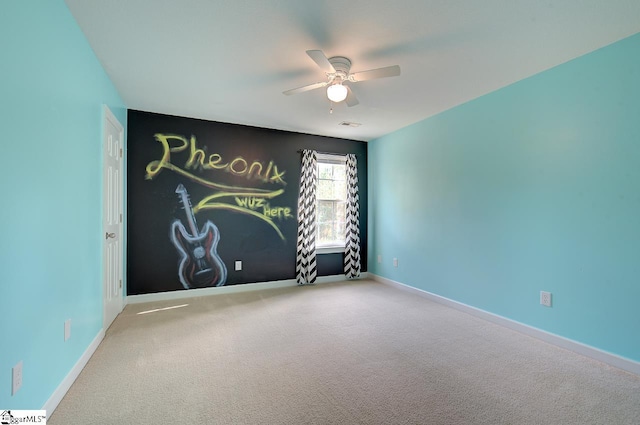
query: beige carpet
[{"left": 50, "top": 279, "right": 640, "bottom": 424}]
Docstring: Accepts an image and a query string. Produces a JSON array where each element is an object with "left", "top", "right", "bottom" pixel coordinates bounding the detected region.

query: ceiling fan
[{"left": 283, "top": 50, "right": 401, "bottom": 107}]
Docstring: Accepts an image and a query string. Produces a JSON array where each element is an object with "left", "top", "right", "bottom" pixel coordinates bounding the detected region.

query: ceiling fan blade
[
  {"left": 283, "top": 81, "right": 328, "bottom": 96},
  {"left": 345, "top": 86, "right": 359, "bottom": 107},
  {"left": 306, "top": 50, "right": 336, "bottom": 73},
  {"left": 350, "top": 65, "right": 401, "bottom": 82}
]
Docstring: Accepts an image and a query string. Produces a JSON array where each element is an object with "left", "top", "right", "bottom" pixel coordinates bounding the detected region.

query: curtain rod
[{"left": 296, "top": 149, "right": 350, "bottom": 156}]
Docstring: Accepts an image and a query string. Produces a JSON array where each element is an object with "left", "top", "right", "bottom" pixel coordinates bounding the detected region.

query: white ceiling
[{"left": 65, "top": 0, "right": 640, "bottom": 142}]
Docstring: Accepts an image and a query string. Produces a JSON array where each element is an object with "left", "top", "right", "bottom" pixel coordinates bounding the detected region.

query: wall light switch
[
  {"left": 393, "top": 258, "right": 398, "bottom": 267},
  {"left": 235, "top": 261, "right": 242, "bottom": 271}
]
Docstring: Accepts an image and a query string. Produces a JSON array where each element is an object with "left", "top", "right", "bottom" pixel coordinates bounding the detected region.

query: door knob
[{"left": 106, "top": 232, "right": 116, "bottom": 239}]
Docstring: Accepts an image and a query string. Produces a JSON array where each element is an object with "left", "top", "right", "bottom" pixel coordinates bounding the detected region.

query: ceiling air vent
[{"left": 339, "top": 121, "right": 362, "bottom": 128}]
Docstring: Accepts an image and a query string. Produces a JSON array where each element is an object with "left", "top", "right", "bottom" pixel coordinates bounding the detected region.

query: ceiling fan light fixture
[
  {"left": 283, "top": 50, "right": 399, "bottom": 108},
  {"left": 327, "top": 83, "right": 348, "bottom": 103}
]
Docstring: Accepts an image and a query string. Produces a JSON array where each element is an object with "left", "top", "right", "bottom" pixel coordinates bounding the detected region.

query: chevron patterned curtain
[
  {"left": 344, "top": 154, "right": 361, "bottom": 279},
  {"left": 296, "top": 150, "right": 318, "bottom": 284}
]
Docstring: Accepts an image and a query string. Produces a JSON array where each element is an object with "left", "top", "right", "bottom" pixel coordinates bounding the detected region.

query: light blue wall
[
  {"left": 368, "top": 33, "right": 640, "bottom": 362},
  {"left": 0, "top": 1, "right": 126, "bottom": 409}
]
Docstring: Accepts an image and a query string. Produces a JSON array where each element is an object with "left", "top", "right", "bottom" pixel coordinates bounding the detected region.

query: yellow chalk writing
[
  {"left": 144, "top": 133, "right": 294, "bottom": 241},
  {"left": 146, "top": 133, "right": 286, "bottom": 185}
]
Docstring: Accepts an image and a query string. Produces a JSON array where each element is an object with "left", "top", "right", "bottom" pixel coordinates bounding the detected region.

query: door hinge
[
  {"left": 120, "top": 148, "right": 123, "bottom": 158},
  {"left": 119, "top": 279, "right": 122, "bottom": 289},
  {"left": 120, "top": 213, "right": 123, "bottom": 223}
]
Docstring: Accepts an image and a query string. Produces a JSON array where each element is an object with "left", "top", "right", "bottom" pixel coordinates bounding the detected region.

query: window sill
[{"left": 316, "top": 245, "right": 345, "bottom": 255}]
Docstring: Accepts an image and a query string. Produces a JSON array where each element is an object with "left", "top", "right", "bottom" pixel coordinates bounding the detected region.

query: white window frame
[{"left": 315, "top": 153, "right": 347, "bottom": 254}]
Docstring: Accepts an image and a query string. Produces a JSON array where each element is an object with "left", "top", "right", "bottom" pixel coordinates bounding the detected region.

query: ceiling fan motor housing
[{"left": 328, "top": 56, "right": 352, "bottom": 81}]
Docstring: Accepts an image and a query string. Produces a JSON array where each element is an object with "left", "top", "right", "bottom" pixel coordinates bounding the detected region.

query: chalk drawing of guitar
[{"left": 171, "top": 183, "right": 227, "bottom": 289}]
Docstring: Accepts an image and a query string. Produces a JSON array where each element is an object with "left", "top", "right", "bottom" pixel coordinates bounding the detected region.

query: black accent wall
[{"left": 127, "top": 110, "right": 367, "bottom": 295}]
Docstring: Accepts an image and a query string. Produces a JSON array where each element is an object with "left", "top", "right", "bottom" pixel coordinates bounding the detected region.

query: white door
[{"left": 103, "top": 106, "right": 124, "bottom": 330}]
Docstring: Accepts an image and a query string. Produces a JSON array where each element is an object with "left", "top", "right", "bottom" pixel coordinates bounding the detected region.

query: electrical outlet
[
  {"left": 393, "top": 258, "right": 398, "bottom": 267},
  {"left": 64, "top": 319, "right": 71, "bottom": 341},
  {"left": 540, "top": 291, "right": 552, "bottom": 307},
  {"left": 377, "top": 255, "right": 382, "bottom": 264},
  {"left": 235, "top": 260, "right": 242, "bottom": 271},
  {"left": 12, "top": 361, "right": 23, "bottom": 395}
]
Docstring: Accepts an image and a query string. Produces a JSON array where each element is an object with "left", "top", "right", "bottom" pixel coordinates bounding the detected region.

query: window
[{"left": 316, "top": 154, "right": 347, "bottom": 253}]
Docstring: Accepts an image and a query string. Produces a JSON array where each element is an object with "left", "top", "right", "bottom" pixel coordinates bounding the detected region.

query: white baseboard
[
  {"left": 126, "top": 273, "right": 367, "bottom": 305},
  {"left": 43, "top": 329, "right": 105, "bottom": 413},
  {"left": 371, "top": 274, "right": 640, "bottom": 376}
]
